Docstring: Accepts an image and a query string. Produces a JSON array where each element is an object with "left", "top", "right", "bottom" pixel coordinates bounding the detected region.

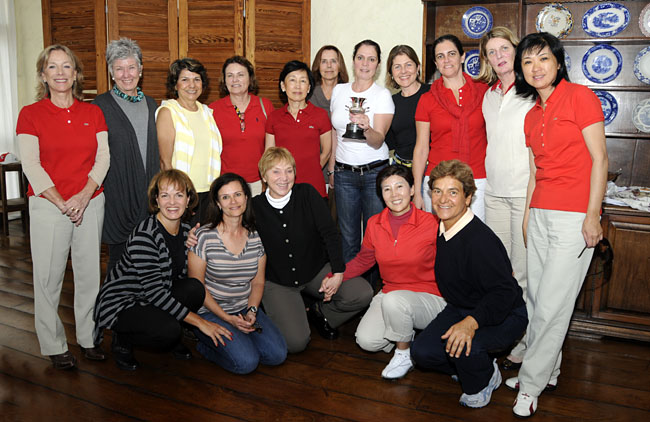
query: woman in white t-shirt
[{"left": 328, "top": 39, "right": 395, "bottom": 263}]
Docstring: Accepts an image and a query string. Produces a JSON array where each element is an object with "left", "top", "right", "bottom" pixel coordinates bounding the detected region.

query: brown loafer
[
  {"left": 49, "top": 351, "right": 77, "bottom": 370},
  {"left": 80, "top": 345, "right": 107, "bottom": 361}
]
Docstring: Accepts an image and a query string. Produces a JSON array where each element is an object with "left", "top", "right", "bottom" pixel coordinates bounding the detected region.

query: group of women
[{"left": 17, "top": 25, "right": 607, "bottom": 418}]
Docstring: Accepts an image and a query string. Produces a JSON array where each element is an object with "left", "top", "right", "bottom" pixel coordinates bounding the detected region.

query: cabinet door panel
[{"left": 108, "top": 0, "right": 178, "bottom": 103}]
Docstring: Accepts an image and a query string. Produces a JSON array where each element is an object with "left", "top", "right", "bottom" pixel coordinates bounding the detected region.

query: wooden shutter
[
  {"left": 179, "top": 0, "right": 245, "bottom": 104},
  {"left": 41, "top": 0, "right": 107, "bottom": 100},
  {"left": 246, "top": 0, "right": 310, "bottom": 107},
  {"left": 107, "top": 0, "right": 179, "bottom": 103}
]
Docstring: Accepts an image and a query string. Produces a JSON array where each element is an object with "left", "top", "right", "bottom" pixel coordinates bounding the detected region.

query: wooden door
[
  {"left": 107, "top": 0, "right": 179, "bottom": 103},
  {"left": 41, "top": 0, "right": 107, "bottom": 100}
]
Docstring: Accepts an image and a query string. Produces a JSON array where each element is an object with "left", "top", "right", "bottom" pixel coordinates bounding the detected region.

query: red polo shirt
[
  {"left": 209, "top": 95, "right": 274, "bottom": 183},
  {"left": 415, "top": 78, "right": 488, "bottom": 178},
  {"left": 524, "top": 80, "right": 604, "bottom": 213},
  {"left": 265, "top": 102, "right": 331, "bottom": 197},
  {"left": 16, "top": 98, "right": 107, "bottom": 200}
]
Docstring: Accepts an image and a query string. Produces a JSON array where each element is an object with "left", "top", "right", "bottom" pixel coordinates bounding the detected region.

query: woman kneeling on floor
[
  {"left": 411, "top": 159, "right": 527, "bottom": 408},
  {"left": 325, "top": 165, "right": 446, "bottom": 379},
  {"left": 188, "top": 173, "right": 287, "bottom": 374},
  {"left": 93, "top": 169, "right": 232, "bottom": 370}
]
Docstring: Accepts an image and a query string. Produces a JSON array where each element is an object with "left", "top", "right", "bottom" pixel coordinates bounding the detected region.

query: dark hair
[
  {"left": 353, "top": 39, "right": 382, "bottom": 64},
  {"left": 166, "top": 58, "right": 209, "bottom": 99},
  {"left": 427, "top": 159, "right": 476, "bottom": 199},
  {"left": 433, "top": 34, "right": 464, "bottom": 58},
  {"left": 147, "top": 169, "right": 198, "bottom": 221},
  {"left": 514, "top": 32, "right": 569, "bottom": 100},
  {"left": 219, "top": 55, "right": 259, "bottom": 96},
  {"left": 385, "top": 45, "right": 422, "bottom": 89},
  {"left": 376, "top": 165, "right": 414, "bottom": 199},
  {"left": 204, "top": 173, "right": 255, "bottom": 232},
  {"left": 278, "top": 60, "right": 315, "bottom": 103},
  {"left": 311, "top": 45, "right": 349, "bottom": 85}
]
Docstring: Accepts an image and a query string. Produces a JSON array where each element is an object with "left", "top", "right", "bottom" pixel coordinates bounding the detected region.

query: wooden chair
[{"left": 0, "top": 162, "right": 29, "bottom": 235}]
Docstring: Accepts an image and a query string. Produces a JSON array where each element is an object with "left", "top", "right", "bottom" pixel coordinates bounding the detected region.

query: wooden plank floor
[{"left": 1, "top": 219, "right": 649, "bottom": 421}]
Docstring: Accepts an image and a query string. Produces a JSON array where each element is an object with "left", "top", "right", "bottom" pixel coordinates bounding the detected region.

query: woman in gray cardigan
[{"left": 93, "top": 38, "right": 160, "bottom": 271}]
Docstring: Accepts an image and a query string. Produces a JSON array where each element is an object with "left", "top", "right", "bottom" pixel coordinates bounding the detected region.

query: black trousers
[{"left": 113, "top": 277, "right": 205, "bottom": 350}]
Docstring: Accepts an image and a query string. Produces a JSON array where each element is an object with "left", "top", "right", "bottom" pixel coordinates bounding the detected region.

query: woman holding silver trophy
[{"left": 328, "top": 39, "right": 395, "bottom": 264}]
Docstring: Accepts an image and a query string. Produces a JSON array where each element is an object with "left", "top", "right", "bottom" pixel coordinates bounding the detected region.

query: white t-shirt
[
  {"left": 330, "top": 82, "right": 394, "bottom": 165},
  {"left": 482, "top": 83, "right": 534, "bottom": 197}
]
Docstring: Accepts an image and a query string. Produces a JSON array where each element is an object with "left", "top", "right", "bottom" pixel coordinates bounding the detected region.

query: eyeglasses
[{"left": 234, "top": 105, "right": 245, "bottom": 132}]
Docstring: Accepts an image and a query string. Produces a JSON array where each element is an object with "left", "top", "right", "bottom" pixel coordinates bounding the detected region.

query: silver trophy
[{"left": 343, "top": 97, "right": 368, "bottom": 140}]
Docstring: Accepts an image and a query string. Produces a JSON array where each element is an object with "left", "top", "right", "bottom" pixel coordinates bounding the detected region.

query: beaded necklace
[
  {"left": 112, "top": 85, "right": 144, "bottom": 103},
  {"left": 233, "top": 105, "right": 245, "bottom": 132}
]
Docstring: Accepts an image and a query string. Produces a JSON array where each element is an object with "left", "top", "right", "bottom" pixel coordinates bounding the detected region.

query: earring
[{"left": 139, "top": 74, "right": 142, "bottom": 77}]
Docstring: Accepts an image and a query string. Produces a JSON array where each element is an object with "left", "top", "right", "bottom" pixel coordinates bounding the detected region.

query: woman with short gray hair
[{"left": 93, "top": 38, "right": 160, "bottom": 271}]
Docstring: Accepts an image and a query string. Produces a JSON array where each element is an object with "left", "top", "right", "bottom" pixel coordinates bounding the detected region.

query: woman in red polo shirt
[
  {"left": 265, "top": 61, "right": 332, "bottom": 198},
  {"left": 413, "top": 34, "right": 489, "bottom": 218},
  {"left": 508, "top": 33, "right": 608, "bottom": 418},
  {"left": 16, "top": 45, "right": 110, "bottom": 370},
  {"left": 209, "top": 56, "right": 274, "bottom": 197}
]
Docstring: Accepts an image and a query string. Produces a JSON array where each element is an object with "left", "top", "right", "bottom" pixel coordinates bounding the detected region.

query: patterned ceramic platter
[
  {"left": 462, "top": 6, "right": 493, "bottom": 39},
  {"left": 633, "top": 99, "right": 650, "bottom": 133},
  {"left": 464, "top": 49, "right": 481, "bottom": 78},
  {"left": 582, "top": 44, "right": 622, "bottom": 84},
  {"left": 634, "top": 46, "right": 650, "bottom": 84},
  {"left": 594, "top": 90, "right": 618, "bottom": 126},
  {"left": 536, "top": 3, "right": 573, "bottom": 39},
  {"left": 640, "top": 3, "right": 650, "bottom": 37},
  {"left": 565, "top": 50, "right": 572, "bottom": 72},
  {"left": 582, "top": 2, "right": 630, "bottom": 38}
]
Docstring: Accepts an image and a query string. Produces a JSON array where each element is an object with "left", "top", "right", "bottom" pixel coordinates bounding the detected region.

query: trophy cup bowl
[{"left": 343, "top": 97, "right": 367, "bottom": 140}]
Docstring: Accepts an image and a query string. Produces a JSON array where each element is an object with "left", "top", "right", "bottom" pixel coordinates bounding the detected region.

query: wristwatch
[
  {"left": 247, "top": 306, "right": 258, "bottom": 314},
  {"left": 326, "top": 170, "right": 334, "bottom": 176}
]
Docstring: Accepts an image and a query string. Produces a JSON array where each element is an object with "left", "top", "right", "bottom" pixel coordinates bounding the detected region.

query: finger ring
[{"left": 71, "top": 207, "right": 77, "bottom": 212}]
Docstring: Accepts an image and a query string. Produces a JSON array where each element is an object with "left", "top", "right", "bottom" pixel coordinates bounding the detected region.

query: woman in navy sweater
[{"left": 411, "top": 159, "right": 527, "bottom": 408}]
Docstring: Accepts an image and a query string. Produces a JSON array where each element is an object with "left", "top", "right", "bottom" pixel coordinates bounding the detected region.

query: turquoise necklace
[{"left": 112, "top": 85, "right": 144, "bottom": 103}]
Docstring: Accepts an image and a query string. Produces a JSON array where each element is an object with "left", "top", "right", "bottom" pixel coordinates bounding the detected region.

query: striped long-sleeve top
[{"left": 93, "top": 215, "right": 190, "bottom": 344}]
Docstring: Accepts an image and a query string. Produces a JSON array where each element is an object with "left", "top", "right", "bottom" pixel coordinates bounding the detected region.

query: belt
[
  {"left": 335, "top": 160, "right": 389, "bottom": 174},
  {"left": 393, "top": 154, "right": 412, "bottom": 168}
]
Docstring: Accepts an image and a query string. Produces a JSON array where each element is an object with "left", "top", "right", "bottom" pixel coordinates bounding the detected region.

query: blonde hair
[
  {"left": 36, "top": 45, "right": 84, "bottom": 101},
  {"left": 477, "top": 27, "right": 519, "bottom": 85},
  {"left": 258, "top": 147, "right": 296, "bottom": 179}
]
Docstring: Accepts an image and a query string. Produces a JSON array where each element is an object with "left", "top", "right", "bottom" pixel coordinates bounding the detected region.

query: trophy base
[{"left": 343, "top": 125, "right": 366, "bottom": 140}]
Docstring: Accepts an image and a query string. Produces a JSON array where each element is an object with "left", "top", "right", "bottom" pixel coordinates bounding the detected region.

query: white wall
[
  {"left": 15, "top": 0, "right": 43, "bottom": 109},
  {"left": 310, "top": 0, "right": 424, "bottom": 88}
]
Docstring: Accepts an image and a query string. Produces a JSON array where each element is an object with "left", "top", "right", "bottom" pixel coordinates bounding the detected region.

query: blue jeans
[
  {"left": 411, "top": 304, "right": 527, "bottom": 394},
  {"left": 194, "top": 308, "right": 287, "bottom": 374},
  {"left": 334, "top": 162, "right": 387, "bottom": 262}
]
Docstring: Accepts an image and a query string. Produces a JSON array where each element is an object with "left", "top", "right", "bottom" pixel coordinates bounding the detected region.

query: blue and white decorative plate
[
  {"left": 633, "top": 99, "right": 650, "bottom": 133},
  {"left": 582, "top": 2, "right": 630, "bottom": 38},
  {"left": 582, "top": 44, "right": 622, "bottom": 84},
  {"left": 565, "top": 51, "right": 572, "bottom": 72},
  {"left": 462, "top": 7, "right": 493, "bottom": 39},
  {"left": 633, "top": 46, "right": 650, "bottom": 84},
  {"left": 640, "top": 3, "right": 650, "bottom": 37},
  {"left": 594, "top": 90, "right": 618, "bottom": 126},
  {"left": 464, "top": 49, "right": 481, "bottom": 78},
  {"left": 536, "top": 3, "right": 573, "bottom": 39}
]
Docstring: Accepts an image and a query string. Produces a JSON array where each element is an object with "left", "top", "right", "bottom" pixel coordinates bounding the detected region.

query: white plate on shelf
[
  {"left": 464, "top": 49, "right": 480, "bottom": 78},
  {"left": 594, "top": 90, "right": 618, "bottom": 126},
  {"left": 634, "top": 46, "right": 650, "bottom": 85},
  {"left": 462, "top": 6, "right": 493, "bottom": 39},
  {"left": 565, "top": 50, "right": 571, "bottom": 72},
  {"left": 633, "top": 99, "right": 650, "bottom": 133},
  {"left": 582, "top": 44, "right": 622, "bottom": 84},
  {"left": 536, "top": 3, "right": 573, "bottom": 39},
  {"left": 582, "top": 2, "right": 630, "bottom": 38},
  {"left": 640, "top": 3, "right": 650, "bottom": 37}
]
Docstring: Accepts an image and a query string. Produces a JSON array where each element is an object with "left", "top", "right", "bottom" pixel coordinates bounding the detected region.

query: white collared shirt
[{"left": 439, "top": 208, "right": 475, "bottom": 241}]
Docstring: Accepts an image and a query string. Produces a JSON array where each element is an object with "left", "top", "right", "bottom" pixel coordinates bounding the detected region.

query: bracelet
[{"left": 326, "top": 170, "right": 334, "bottom": 176}]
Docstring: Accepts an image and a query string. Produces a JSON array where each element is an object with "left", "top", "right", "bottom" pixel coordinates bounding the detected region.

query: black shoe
[
  {"left": 80, "top": 345, "right": 107, "bottom": 361},
  {"left": 49, "top": 351, "right": 77, "bottom": 370},
  {"left": 308, "top": 302, "right": 339, "bottom": 340},
  {"left": 111, "top": 334, "right": 139, "bottom": 371},
  {"left": 172, "top": 342, "right": 192, "bottom": 360},
  {"left": 500, "top": 357, "right": 522, "bottom": 371}
]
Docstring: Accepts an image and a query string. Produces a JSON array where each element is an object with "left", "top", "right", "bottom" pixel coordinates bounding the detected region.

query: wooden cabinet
[
  {"left": 571, "top": 205, "right": 650, "bottom": 342},
  {"left": 42, "top": 0, "right": 310, "bottom": 105}
]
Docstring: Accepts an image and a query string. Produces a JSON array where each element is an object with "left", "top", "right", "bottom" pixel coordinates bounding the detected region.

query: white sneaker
[
  {"left": 381, "top": 350, "right": 413, "bottom": 379},
  {"left": 505, "top": 376, "right": 558, "bottom": 392},
  {"left": 459, "top": 359, "right": 502, "bottom": 408},
  {"left": 513, "top": 392, "right": 538, "bottom": 418}
]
